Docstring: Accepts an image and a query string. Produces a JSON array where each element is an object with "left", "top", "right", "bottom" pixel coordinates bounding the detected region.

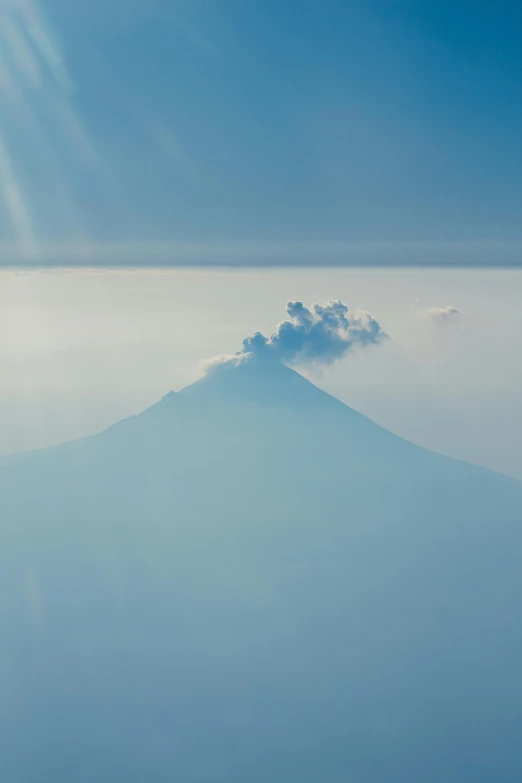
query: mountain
[{"left": 1, "top": 358, "right": 521, "bottom": 782}]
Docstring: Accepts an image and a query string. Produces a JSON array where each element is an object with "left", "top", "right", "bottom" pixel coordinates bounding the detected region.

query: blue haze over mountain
[{"left": 1, "top": 356, "right": 521, "bottom": 781}]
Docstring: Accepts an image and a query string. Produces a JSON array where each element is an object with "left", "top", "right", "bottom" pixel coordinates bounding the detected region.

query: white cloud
[{"left": 427, "top": 305, "right": 461, "bottom": 323}]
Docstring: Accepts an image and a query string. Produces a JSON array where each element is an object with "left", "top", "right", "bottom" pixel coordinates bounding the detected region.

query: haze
[{"left": 1, "top": 266, "right": 521, "bottom": 479}]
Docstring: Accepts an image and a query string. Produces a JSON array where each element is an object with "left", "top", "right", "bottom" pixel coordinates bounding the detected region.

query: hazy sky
[
  {"left": 1, "top": 267, "right": 521, "bottom": 480},
  {"left": 0, "top": 1, "right": 521, "bottom": 263},
  {"left": 0, "top": 5, "right": 521, "bottom": 476},
  {"left": 2, "top": 8, "right": 521, "bottom": 778}
]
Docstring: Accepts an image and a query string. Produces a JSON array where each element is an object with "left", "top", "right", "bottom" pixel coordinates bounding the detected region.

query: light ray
[
  {"left": 0, "top": 129, "right": 35, "bottom": 251},
  {"left": 18, "top": 0, "right": 75, "bottom": 94},
  {"left": 0, "top": 0, "right": 102, "bottom": 255}
]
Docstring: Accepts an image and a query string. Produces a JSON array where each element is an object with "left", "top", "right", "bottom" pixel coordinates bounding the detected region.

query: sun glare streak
[
  {"left": 0, "top": 0, "right": 100, "bottom": 255},
  {"left": 51, "top": 95, "right": 98, "bottom": 168},
  {"left": 0, "top": 129, "right": 35, "bottom": 250},
  {"left": 18, "top": 0, "right": 75, "bottom": 94},
  {"left": 0, "top": 12, "right": 40, "bottom": 87}
]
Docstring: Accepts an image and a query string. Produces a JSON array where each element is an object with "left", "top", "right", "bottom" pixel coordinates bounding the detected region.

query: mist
[
  {"left": 1, "top": 320, "right": 521, "bottom": 782},
  {"left": 1, "top": 267, "right": 521, "bottom": 479}
]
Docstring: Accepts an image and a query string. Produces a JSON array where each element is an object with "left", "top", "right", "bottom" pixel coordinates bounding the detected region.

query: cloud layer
[{"left": 240, "top": 300, "right": 387, "bottom": 366}]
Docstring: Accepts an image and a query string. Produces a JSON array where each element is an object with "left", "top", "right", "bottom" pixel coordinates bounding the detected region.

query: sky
[
  {"left": 0, "top": 2, "right": 520, "bottom": 477},
  {"left": 1, "top": 267, "right": 521, "bottom": 480},
  {"left": 0, "top": 0, "right": 521, "bottom": 263},
  {"left": 2, "top": 8, "right": 522, "bottom": 777}
]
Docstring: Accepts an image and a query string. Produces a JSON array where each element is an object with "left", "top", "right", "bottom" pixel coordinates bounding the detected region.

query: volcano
[{"left": 1, "top": 358, "right": 521, "bottom": 782}]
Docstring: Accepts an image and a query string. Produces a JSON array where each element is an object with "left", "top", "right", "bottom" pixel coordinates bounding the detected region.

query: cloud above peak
[
  {"left": 427, "top": 305, "right": 461, "bottom": 323},
  {"left": 240, "top": 299, "right": 387, "bottom": 366}
]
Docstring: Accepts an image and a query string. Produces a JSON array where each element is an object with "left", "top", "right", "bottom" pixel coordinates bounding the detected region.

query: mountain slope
[{"left": 1, "top": 359, "right": 521, "bottom": 783}]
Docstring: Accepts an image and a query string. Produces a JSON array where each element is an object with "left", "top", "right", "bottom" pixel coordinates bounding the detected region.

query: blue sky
[{"left": 0, "top": 0, "right": 522, "bottom": 263}]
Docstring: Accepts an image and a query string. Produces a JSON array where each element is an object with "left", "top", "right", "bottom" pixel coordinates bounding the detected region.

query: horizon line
[{"left": 1, "top": 240, "right": 522, "bottom": 268}]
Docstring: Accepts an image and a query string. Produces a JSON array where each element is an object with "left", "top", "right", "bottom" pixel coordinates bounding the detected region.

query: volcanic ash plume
[{"left": 239, "top": 299, "right": 387, "bottom": 366}]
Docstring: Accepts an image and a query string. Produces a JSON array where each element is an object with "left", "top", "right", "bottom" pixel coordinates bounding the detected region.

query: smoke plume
[{"left": 239, "top": 300, "right": 386, "bottom": 366}]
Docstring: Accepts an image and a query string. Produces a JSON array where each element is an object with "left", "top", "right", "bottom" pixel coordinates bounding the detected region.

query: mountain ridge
[{"left": 2, "top": 358, "right": 520, "bottom": 490}]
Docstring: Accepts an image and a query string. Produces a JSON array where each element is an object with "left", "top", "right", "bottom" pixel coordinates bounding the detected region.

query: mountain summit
[
  {"left": 179, "top": 353, "right": 332, "bottom": 403},
  {"left": 1, "top": 362, "right": 521, "bottom": 782}
]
